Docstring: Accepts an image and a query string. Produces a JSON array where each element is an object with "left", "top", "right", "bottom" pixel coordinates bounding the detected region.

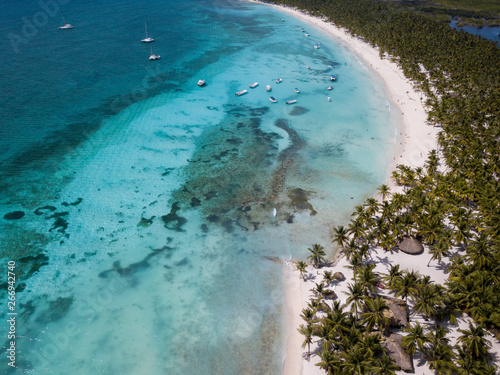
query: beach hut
[
  {"left": 382, "top": 296, "right": 408, "bottom": 327},
  {"left": 382, "top": 333, "right": 414, "bottom": 372},
  {"left": 333, "top": 271, "right": 345, "bottom": 281},
  {"left": 398, "top": 237, "right": 424, "bottom": 255}
]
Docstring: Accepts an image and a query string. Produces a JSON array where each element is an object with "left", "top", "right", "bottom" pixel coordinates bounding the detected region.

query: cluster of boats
[
  {"left": 140, "top": 21, "right": 161, "bottom": 61},
  {"left": 234, "top": 79, "right": 303, "bottom": 105}
]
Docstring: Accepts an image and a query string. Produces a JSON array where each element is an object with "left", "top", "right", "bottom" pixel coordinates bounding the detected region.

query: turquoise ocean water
[{"left": 0, "top": 0, "right": 400, "bottom": 373}]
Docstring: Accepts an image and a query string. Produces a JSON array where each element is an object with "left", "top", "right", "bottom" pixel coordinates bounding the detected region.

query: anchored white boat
[
  {"left": 294, "top": 88, "right": 299, "bottom": 93},
  {"left": 327, "top": 86, "right": 333, "bottom": 90},
  {"left": 269, "top": 96, "right": 277, "bottom": 103},
  {"left": 58, "top": 15, "right": 73, "bottom": 30},
  {"left": 197, "top": 79, "right": 206, "bottom": 87},
  {"left": 286, "top": 100, "right": 297, "bottom": 105},
  {"left": 276, "top": 78, "right": 282, "bottom": 84},
  {"left": 236, "top": 90, "right": 248, "bottom": 96},
  {"left": 250, "top": 82, "right": 259, "bottom": 88},
  {"left": 141, "top": 21, "right": 154, "bottom": 43},
  {"left": 266, "top": 85, "right": 271, "bottom": 92},
  {"left": 149, "top": 46, "right": 160, "bottom": 60}
]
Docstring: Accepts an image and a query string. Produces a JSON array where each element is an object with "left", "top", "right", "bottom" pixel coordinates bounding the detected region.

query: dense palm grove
[{"left": 264, "top": 0, "right": 500, "bottom": 373}]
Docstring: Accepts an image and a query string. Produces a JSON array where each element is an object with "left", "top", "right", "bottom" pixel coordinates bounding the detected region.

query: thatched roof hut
[
  {"left": 382, "top": 333, "right": 413, "bottom": 372},
  {"left": 323, "top": 289, "right": 337, "bottom": 299},
  {"left": 383, "top": 297, "right": 408, "bottom": 327},
  {"left": 398, "top": 237, "right": 424, "bottom": 255},
  {"left": 333, "top": 272, "right": 345, "bottom": 281}
]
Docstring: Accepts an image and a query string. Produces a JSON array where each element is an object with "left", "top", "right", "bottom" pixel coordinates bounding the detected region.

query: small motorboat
[
  {"left": 306, "top": 65, "right": 310, "bottom": 69},
  {"left": 269, "top": 96, "right": 277, "bottom": 103},
  {"left": 328, "top": 97, "right": 332, "bottom": 102},
  {"left": 266, "top": 85, "right": 271, "bottom": 92},
  {"left": 286, "top": 100, "right": 297, "bottom": 105},
  {"left": 236, "top": 90, "right": 248, "bottom": 96},
  {"left": 250, "top": 82, "right": 259, "bottom": 88},
  {"left": 330, "top": 75, "right": 336, "bottom": 81},
  {"left": 276, "top": 78, "right": 282, "bottom": 84},
  {"left": 327, "top": 86, "right": 333, "bottom": 90},
  {"left": 294, "top": 88, "right": 299, "bottom": 93},
  {"left": 314, "top": 45, "right": 320, "bottom": 49},
  {"left": 197, "top": 79, "right": 206, "bottom": 87},
  {"left": 304, "top": 33, "right": 310, "bottom": 36}
]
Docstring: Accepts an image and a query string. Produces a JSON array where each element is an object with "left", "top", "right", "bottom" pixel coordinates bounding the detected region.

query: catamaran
[
  {"left": 149, "top": 46, "right": 160, "bottom": 60},
  {"left": 141, "top": 21, "right": 154, "bottom": 43}
]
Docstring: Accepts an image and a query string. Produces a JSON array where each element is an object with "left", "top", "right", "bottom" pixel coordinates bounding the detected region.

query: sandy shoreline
[
  {"left": 252, "top": 3, "right": 439, "bottom": 374},
  {"left": 259, "top": 4, "right": 500, "bottom": 375},
  {"left": 242, "top": 2, "right": 500, "bottom": 375}
]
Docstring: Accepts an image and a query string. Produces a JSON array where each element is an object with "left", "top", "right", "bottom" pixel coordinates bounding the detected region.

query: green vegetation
[{"left": 269, "top": 0, "right": 500, "bottom": 372}]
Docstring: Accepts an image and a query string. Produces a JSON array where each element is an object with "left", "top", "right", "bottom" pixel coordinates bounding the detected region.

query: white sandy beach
[{"left": 245, "top": 2, "right": 500, "bottom": 375}]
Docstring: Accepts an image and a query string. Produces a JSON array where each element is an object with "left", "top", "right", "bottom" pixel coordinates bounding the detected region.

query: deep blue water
[{"left": 0, "top": 1, "right": 399, "bottom": 373}]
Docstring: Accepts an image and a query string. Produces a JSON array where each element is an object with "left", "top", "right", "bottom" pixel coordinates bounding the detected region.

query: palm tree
[
  {"left": 361, "top": 333, "right": 384, "bottom": 357},
  {"left": 341, "top": 345, "right": 372, "bottom": 375},
  {"left": 333, "top": 225, "right": 349, "bottom": 248},
  {"left": 457, "top": 322, "right": 492, "bottom": 360},
  {"left": 348, "top": 218, "right": 366, "bottom": 240},
  {"left": 296, "top": 260, "right": 308, "bottom": 280},
  {"left": 374, "top": 354, "right": 398, "bottom": 375},
  {"left": 344, "top": 282, "right": 366, "bottom": 317},
  {"left": 465, "top": 232, "right": 493, "bottom": 269},
  {"left": 377, "top": 184, "right": 391, "bottom": 201},
  {"left": 300, "top": 307, "right": 316, "bottom": 324},
  {"left": 323, "top": 270, "right": 335, "bottom": 286},
  {"left": 356, "top": 263, "right": 379, "bottom": 294},
  {"left": 298, "top": 323, "right": 314, "bottom": 358},
  {"left": 345, "top": 253, "right": 364, "bottom": 277},
  {"left": 411, "top": 284, "right": 442, "bottom": 320},
  {"left": 427, "top": 240, "right": 449, "bottom": 267},
  {"left": 343, "top": 239, "right": 360, "bottom": 262},
  {"left": 402, "top": 322, "right": 429, "bottom": 355},
  {"left": 364, "top": 197, "right": 379, "bottom": 217},
  {"left": 382, "top": 264, "right": 403, "bottom": 291},
  {"left": 361, "top": 296, "right": 390, "bottom": 332},
  {"left": 307, "top": 243, "right": 327, "bottom": 268},
  {"left": 395, "top": 270, "right": 419, "bottom": 302},
  {"left": 316, "top": 341, "right": 340, "bottom": 374}
]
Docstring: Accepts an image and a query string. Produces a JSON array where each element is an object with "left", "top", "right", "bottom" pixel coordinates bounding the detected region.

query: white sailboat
[
  {"left": 149, "top": 45, "right": 160, "bottom": 60},
  {"left": 58, "top": 15, "right": 74, "bottom": 30},
  {"left": 141, "top": 21, "right": 154, "bottom": 43}
]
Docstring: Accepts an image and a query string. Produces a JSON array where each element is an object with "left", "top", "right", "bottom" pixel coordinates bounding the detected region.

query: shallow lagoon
[{"left": 0, "top": 0, "right": 400, "bottom": 373}]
